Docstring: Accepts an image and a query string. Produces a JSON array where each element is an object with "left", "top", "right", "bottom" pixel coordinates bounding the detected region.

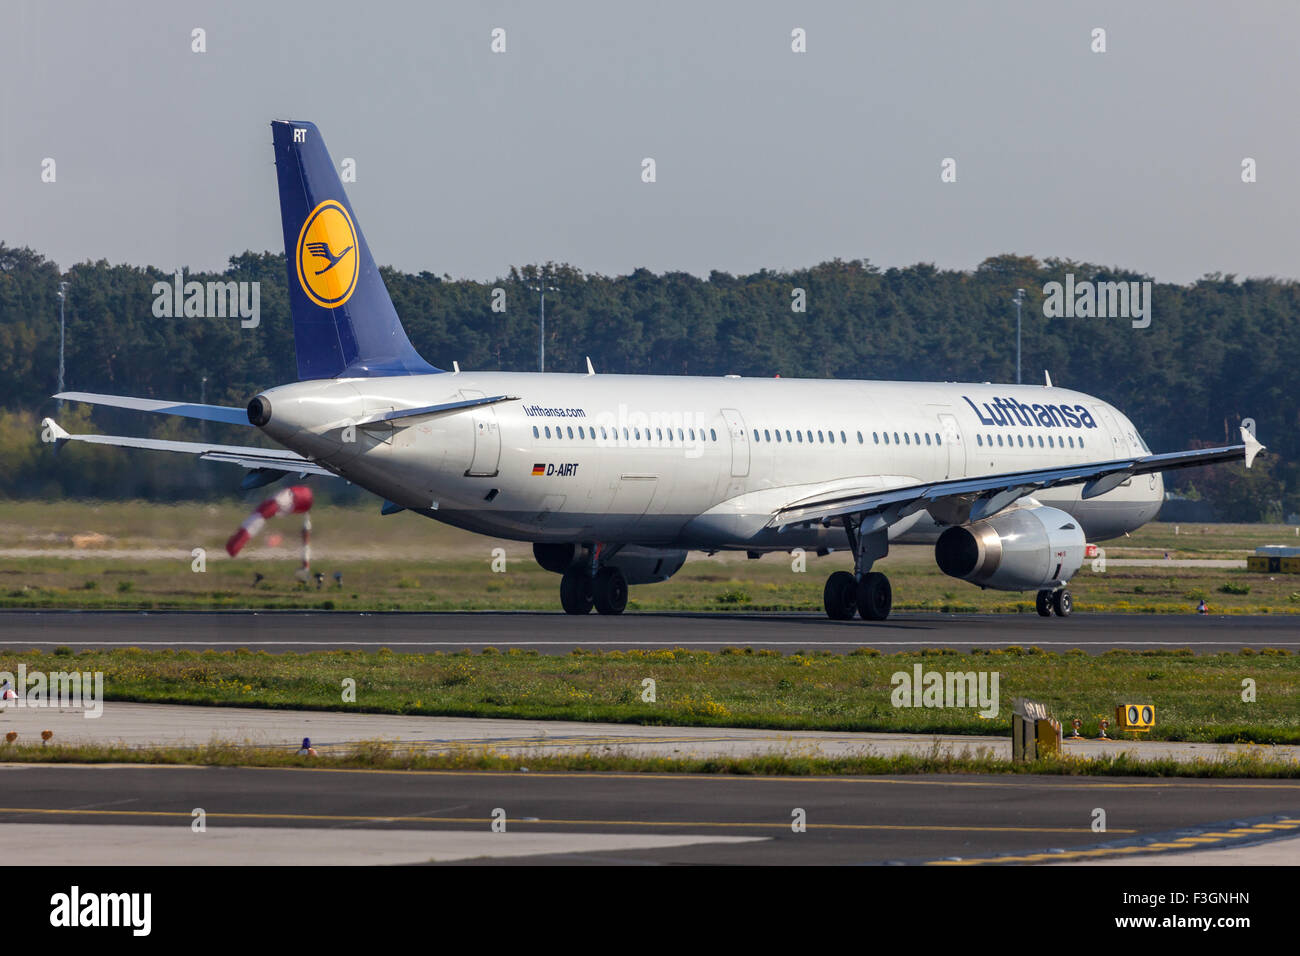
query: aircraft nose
[{"left": 247, "top": 394, "right": 272, "bottom": 427}]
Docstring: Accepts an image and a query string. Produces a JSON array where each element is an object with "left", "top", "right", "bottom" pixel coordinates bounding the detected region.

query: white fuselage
[{"left": 257, "top": 373, "right": 1164, "bottom": 552}]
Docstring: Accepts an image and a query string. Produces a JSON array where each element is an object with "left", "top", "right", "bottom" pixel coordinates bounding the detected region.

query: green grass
[
  {"left": 2, "top": 739, "right": 1296, "bottom": 777},
  {"left": 6, "top": 645, "right": 1299, "bottom": 744},
  {"left": 2, "top": 501, "right": 1299, "bottom": 613}
]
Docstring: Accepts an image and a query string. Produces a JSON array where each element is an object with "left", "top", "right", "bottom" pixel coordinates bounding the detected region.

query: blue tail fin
[{"left": 271, "top": 120, "right": 439, "bottom": 379}]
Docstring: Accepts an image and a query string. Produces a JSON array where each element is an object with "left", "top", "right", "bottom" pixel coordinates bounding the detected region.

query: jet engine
[{"left": 934, "top": 504, "right": 1085, "bottom": 591}]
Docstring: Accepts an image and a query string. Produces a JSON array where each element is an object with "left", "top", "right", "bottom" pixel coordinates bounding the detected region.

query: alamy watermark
[
  {"left": 1042, "top": 274, "right": 1151, "bottom": 329},
  {"left": 890, "top": 664, "right": 999, "bottom": 718},
  {"left": 0, "top": 665, "right": 104, "bottom": 718},
  {"left": 152, "top": 269, "right": 260, "bottom": 328}
]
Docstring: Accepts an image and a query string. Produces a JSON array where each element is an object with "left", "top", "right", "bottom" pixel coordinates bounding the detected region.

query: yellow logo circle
[{"left": 295, "top": 200, "right": 359, "bottom": 309}]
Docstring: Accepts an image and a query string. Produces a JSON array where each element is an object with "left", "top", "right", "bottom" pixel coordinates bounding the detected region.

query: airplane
[{"left": 41, "top": 120, "right": 1266, "bottom": 622}]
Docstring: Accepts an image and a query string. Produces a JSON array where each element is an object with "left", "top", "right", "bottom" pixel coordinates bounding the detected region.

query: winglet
[
  {"left": 1241, "top": 425, "right": 1264, "bottom": 468},
  {"left": 586, "top": 356, "right": 596, "bottom": 376},
  {"left": 40, "top": 417, "right": 69, "bottom": 445},
  {"left": 1044, "top": 370, "right": 1052, "bottom": 388}
]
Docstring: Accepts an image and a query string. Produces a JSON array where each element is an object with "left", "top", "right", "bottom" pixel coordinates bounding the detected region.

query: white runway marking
[{"left": 0, "top": 823, "right": 766, "bottom": 865}]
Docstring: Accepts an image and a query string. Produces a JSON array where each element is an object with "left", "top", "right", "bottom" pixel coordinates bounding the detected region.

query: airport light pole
[
  {"left": 1013, "top": 287, "right": 1026, "bottom": 385},
  {"left": 528, "top": 274, "right": 558, "bottom": 372},
  {"left": 56, "top": 280, "right": 69, "bottom": 409}
]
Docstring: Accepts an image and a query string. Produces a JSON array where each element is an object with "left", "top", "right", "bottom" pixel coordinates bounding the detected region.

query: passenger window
[
  {"left": 857, "top": 431, "right": 863, "bottom": 444},
  {"left": 936, "top": 434, "right": 942, "bottom": 446},
  {"left": 710, "top": 428, "right": 717, "bottom": 441},
  {"left": 996, "top": 435, "right": 1003, "bottom": 446},
  {"left": 786, "top": 430, "right": 792, "bottom": 442},
  {"left": 764, "top": 429, "right": 771, "bottom": 442},
  {"left": 828, "top": 431, "right": 835, "bottom": 444},
  {"left": 797, "top": 431, "right": 803, "bottom": 443},
  {"left": 904, "top": 433, "right": 910, "bottom": 445},
  {"left": 977, "top": 435, "right": 983, "bottom": 447},
  {"left": 1048, "top": 436, "right": 1054, "bottom": 447},
  {"left": 1068, "top": 436, "right": 1074, "bottom": 448},
  {"left": 775, "top": 430, "right": 782, "bottom": 443},
  {"left": 914, "top": 433, "right": 920, "bottom": 444},
  {"left": 925, "top": 433, "right": 931, "bottom": 446},
  {"left": 1017, "top": 435, "right": 1023, "bottom": 447},
  {"left": 1079, "top": 437, "right": 1084, "bottom": 448},
  {"left": 883, "top": 433, "right": 890, "bottom": 445},
  {"left": 753, "top": 429, "right": 759, "bottom": 442},
  {"left": 873, "top": 432, "right": 879, "bottom": 444},
  {"left": 533, "top": 426, "right": 540, "bottom": 438},
  {"left": 1037, "top": 435, "right": 1043, "bottom": 447},
  {"left": 893, "top": 432, "right": 900, "bottom": 444},
  {"left": 544, "top": 426, "right": 551, "bottom": 438},
  {"left": 841, "top": 431, "right": 848, "bottom": 444},
  {"left": 818, "top": 431, "right": 824, "bottom": 443}
]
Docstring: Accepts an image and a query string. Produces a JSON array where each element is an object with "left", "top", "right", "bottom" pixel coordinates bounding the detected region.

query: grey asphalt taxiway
[
  {"left": 0, "top": 763, "right": 1295, "bottom": 865},
  {"left": 1, "top": 610, "right": 1297, "bottom": 654}
]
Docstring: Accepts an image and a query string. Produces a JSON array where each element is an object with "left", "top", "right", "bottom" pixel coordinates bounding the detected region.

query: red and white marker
[{"left": 226, "top": 485, "right": 314, "bottom": 557}]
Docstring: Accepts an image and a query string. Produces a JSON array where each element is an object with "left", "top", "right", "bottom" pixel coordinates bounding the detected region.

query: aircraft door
[
  {"left": 1091, "top": 405, "right": 1124, "bottom": 459},
  {"left": 937, "top": 412, "right": 965, "bottom": 480},
  {"left": 461, "top": 389, "right": 501, "bottom": 477},
  {"left": 721, "top": 408, "right": 749, "bottom": 477}
]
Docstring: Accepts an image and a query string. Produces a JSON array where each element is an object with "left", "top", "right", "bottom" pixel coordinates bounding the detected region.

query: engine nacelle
[{"left": 934, "top": 504, "right": 1085, "bottom": 591}]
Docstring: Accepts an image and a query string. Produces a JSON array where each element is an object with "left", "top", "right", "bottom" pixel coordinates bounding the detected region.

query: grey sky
[{"left": 4, "top": 0, "right": 1298, "bottom": 284}]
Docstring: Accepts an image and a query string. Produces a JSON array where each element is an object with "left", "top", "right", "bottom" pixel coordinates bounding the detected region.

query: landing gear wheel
[
  {"left": 823, "top": 571, "right": 859, "bottom": 620},
  {"left": 1052, "top": 588, "right": 1072, "bottom": 617},
  {"left": 560, "top": 568, "right": 595, "bottom": 615},
  {"left": 855, "top": 571, "right": 892, "bottom": 621},
  {"left": 593, "top": 567, "right": 628, "bottom": 615},
  {"left": 1036, "top": 590, "right": 1053, "bottom": 617}
]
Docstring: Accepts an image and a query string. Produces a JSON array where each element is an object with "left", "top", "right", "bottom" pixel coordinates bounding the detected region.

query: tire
[
  {"left": 823, "top": 571, "right": 859, "bottom": 620},
  {"left": 1052, "top": 588, "right": 1072, "bottom": 617},
  {"left": 593, "top": 567, "right": 628, "bottom": 615},
  {"left": 560, "top": 569, "right": 594, "bottom": 615},
  {"left": 855, "top": 571, "right": 892, "bottom": 621},
  {"left": 1035, "top": 589, "right": 1053, "bottom": 617}
]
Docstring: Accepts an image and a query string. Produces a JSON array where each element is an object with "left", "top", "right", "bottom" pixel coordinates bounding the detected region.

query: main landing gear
[
  {"left": 1036, "top": 587, "right": 1072, "bottom": 617},
  {"left": 560, "top": 554, "right": 628, "bottom": 616},
  {"left": 823, "top": 570, "right": 893, "bottom": 621},
  {"left": 823, "top": 517, "right": 893, "bottom": 621}
]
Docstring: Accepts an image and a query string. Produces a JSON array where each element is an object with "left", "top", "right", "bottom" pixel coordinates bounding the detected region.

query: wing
[
  {"left": 768, "top": 427, "right": 1265, "bottom": 530},
  {"left": 41, "top": 418, "right": 334, "bottom": 478},
  {"left": 56, "top": 392, "right": 250, "bottom": 426}
]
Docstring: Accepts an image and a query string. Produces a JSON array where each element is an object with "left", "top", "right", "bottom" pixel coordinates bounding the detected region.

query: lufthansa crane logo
[{"left": 295, "top": 200, "right": 359, "bottom": 308}]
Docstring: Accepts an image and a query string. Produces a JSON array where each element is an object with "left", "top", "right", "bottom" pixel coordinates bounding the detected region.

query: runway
[
  {"left": 1, "top": 609, "right": 1297, "bottom": 655},
  {"left": 0, "top": 763, "right": 1295, "bottom": 865}
]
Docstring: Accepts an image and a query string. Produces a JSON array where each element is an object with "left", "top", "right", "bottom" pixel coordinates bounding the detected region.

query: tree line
[{"left": 0, "top": 243, "right": 1294, "bottom": 519}]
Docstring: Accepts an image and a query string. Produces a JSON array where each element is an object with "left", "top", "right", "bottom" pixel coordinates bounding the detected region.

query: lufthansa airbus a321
[{"left": 42, "top": 121, "right": 1265, "bottom": 621}]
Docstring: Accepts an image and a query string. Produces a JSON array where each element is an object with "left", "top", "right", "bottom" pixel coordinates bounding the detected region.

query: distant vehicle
[{"left": 43, "top": 121, "right": 1264, "bottom": 622}]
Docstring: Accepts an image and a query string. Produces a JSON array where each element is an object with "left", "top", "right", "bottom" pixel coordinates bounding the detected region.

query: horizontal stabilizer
[
  {"left": 56, "top": 392, "right": 250, "bottom": 426},
  {"left": 354, "top": 394, "right": 518, "bottom": 426},
  {"left": 40, "top": 418, "right": 333, "bottom": 477}
]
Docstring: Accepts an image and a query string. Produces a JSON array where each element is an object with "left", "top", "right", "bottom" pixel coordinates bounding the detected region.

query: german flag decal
[{"left": 532, "top": 463, "right": 546, "bottom": 476}]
